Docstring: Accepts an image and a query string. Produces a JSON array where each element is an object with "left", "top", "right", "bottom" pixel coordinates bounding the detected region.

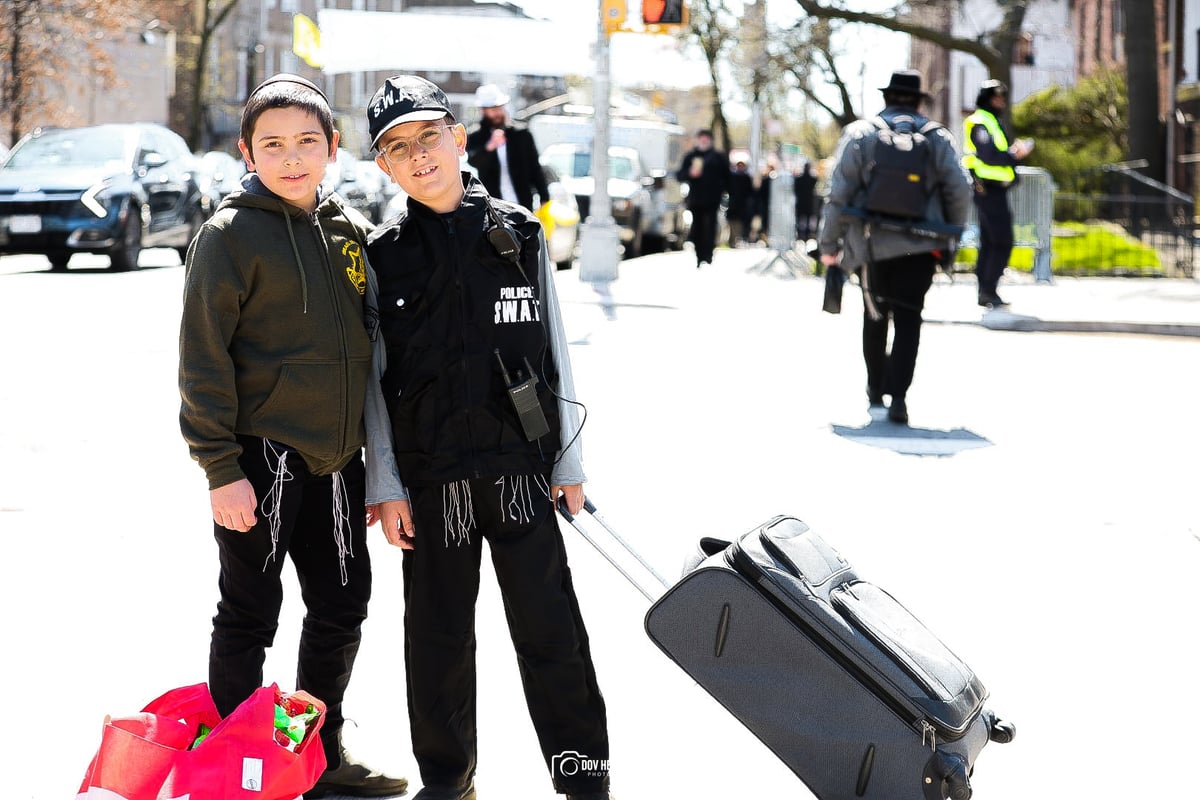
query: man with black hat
[
  {"left": 963, "top": 79, "right": 1034, "bottom": 307},
  {"left": 363, "top": 74, "right": 613, "bottom": 800},
  {"left": 465, "top": 83, "right": 550, "bottom": 214},
  {"left": 818, "top": 69, "right": 972, "bottom": 425}
]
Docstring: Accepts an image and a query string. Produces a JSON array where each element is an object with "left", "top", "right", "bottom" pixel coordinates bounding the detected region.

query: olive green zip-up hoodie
[{"left": 179, "top": 175, "right": 374, "bottom": 490}]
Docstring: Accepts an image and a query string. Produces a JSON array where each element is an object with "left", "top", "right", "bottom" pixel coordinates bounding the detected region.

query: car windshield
[
  {"left": 544, "top": 149, "right": 636, "bottom": 181},
  {"left": 4, "top": 129, "right": 132, "bottom": 171}
]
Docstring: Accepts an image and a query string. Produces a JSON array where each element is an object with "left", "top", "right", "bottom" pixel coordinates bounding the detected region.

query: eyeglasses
[{"left": 380, "top": 125, "right": 451, "bottom": 163}]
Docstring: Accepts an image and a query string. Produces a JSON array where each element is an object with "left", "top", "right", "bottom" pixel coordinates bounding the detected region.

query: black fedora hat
[{"left": 879, "top": 69, "right": 932, "bottom": 98}]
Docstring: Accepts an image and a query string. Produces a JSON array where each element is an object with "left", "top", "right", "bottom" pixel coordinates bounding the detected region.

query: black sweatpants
[
  {"left": 973, "top": 182, "right": 1014, "bottom": 295},
  {"left": 209, "top": 436, "right": 371, "bottom": 758},
  {"left": 402, "top": 475, "right": 609, "bottom": 795},
  {"left": 862, "top": 252, "right": 937, "bottom": 401},
  {"left": 689, "top": 205, "right": 720, "bottom": 264}
]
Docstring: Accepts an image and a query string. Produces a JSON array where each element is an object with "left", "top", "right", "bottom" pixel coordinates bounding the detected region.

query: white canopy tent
[{"left": 315, "top": 9, "right": 594, "bottom": 77}]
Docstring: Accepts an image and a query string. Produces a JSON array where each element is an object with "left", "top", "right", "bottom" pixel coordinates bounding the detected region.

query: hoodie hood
[{"left": 218, "top": 172, "right": 338, "bottom": 312}]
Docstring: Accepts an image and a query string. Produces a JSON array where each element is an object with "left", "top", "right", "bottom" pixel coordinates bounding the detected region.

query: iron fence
[{"left": 960, "top": 166, "right": 1197, "bottom": 279}]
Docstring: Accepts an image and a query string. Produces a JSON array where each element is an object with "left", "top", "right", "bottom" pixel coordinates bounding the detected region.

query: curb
[{"left": 977, "top": 309, "right": 1200, "bottom": 338}]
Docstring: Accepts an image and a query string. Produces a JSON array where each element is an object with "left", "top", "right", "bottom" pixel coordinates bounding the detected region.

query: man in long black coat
[
  {"left": 677, "top": 129, "right": 730, "bottom": 268},
  {"left": 465, "top": 83, "right": 549, "bottom": 212}
]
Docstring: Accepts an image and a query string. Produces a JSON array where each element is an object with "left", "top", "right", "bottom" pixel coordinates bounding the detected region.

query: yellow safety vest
[{"left": 962, "top": 109, "right": 1015, "bottom": 183}]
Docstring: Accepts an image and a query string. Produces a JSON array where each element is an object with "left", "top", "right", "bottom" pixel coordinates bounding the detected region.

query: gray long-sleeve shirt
[{"left": 818, "top": 105, "right": 973, "bottom": 270}]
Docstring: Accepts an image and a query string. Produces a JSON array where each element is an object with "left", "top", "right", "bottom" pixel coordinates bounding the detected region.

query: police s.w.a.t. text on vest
[{"left": 495, "top": 285, "right": 541, "bottom": 324}]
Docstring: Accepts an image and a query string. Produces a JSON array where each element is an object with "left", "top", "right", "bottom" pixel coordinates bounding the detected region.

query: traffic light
[{"left": 643, "top": 0, "right": 686, "bottom": 26}]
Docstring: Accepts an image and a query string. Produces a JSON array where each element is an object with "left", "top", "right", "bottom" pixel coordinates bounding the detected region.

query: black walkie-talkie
[{"left": 495, "top": 350, "right": 551, "bottom": 441}]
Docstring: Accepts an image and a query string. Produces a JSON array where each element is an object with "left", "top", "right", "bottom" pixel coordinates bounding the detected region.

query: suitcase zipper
[
  {"left": 729, "top": 546, "right": 968, "bottom": 744},
  {"left": 920, "top": 719, "right": 938, "bottom": 751}
]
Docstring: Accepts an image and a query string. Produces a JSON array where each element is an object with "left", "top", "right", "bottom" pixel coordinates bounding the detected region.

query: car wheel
[
  {"left": 622, "top": 212, "right": 643, "bottom": 260},
  {"left": 108, "top": 203, "right": 144, "bottom": 271},
  {"left": 48, "top": 254, "right": 71, "bottom": 271},
  {"left": 176, "top": 205, "right": 205, "bottom": 264}
]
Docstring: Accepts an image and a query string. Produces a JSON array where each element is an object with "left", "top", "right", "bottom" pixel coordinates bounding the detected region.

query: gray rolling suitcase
[{"left": 558, "top": 504, "right": 1014, "bottom": 800}]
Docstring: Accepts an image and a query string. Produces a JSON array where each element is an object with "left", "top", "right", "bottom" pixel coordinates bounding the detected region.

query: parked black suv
[{"left": 0, "top": 123, "right": 210, "bottom": 270}]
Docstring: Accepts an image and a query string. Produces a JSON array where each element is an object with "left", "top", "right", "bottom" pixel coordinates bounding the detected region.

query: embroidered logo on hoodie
[{"left": 344, "top": 241, "right": 366, "bottom": 295}]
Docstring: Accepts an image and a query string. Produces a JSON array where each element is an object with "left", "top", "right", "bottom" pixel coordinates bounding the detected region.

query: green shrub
[{"left": 954, "top": 221, "right": 1162, "bottom": 275}]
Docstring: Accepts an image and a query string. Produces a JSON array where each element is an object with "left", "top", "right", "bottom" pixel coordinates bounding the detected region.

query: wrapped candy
[
  {"left": 189, "top": 723, "right": 212, "bottom": 750},
  {"left": 272, "top": 689, "right": 322, "bottom": 752}
]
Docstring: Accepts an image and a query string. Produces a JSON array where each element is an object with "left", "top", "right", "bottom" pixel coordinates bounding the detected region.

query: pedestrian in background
[
  {"left": 178, "top": 73, "right": 408, "bottom": 799},
  {"left": 727, "top": 156, "right": 755, "bottom": 246},
  {"left": 963, "top": 79, "right": 1033, "bottom": 308},
  {"left": 466, "top": 83, "right": 550, "bottom": 214},
  {"left": 753, "top": 162, "right": 773, "bottom": 244},
  {"left": 677, "top": 128, "right": 730, "bottom": 267},
  {"left": 818, "top": 70, "right": 972, "bottom": 425},
  {"left": 364, "top": 74, "right": 612, "bottom": 800},
  {"left": 793, "top": 161, "right": 819, "bottom": 245}
]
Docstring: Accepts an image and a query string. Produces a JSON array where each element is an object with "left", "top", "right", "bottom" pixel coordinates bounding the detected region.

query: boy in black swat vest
[
  {"left": 361, "top": 75, "right": 612, "bottom": 800},
  {"left": 818, "top": 70, "right": 972, "bottom": 425}
]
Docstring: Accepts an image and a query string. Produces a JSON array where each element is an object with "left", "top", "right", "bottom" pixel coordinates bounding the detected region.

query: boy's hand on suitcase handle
[{"left": 551, "top": 483, "right": 585, "bottom": 516}]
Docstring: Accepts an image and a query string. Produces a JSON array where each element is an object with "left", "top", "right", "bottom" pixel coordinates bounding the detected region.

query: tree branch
[{"left": 793, "top": 0, "right": 1001, "bottom": 68}]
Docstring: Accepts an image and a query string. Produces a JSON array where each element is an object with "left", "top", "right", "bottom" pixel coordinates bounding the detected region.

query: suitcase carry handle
[{"left": 557, "top": 497, "right": 670, "bottom": 602}]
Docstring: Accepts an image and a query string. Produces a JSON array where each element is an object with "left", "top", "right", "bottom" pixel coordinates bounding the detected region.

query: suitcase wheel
[
  {"left": 923, "top": 751, "right": 972, "bottom": 800},
  {"left": 989, "top": 717, "right": 1017, "bottom": 744}
]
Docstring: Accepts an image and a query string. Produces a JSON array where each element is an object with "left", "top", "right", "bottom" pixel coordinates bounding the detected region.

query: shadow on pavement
[{"left": 831, "top": 418, "right": 992, "bottom": 457}]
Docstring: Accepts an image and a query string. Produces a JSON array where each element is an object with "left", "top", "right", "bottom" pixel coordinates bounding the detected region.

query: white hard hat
[{"left": 474, "top": 83, "right": 511, "bottom": 109}]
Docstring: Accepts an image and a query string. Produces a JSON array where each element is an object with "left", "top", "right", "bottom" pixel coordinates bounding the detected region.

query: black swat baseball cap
[{"left": 367, "top": 75, "right": 453, "bottom": 150}]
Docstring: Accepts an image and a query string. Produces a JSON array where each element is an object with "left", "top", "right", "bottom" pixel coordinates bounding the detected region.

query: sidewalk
[
  {"left": 926, "top": 268, "right": 1200, "bottom": 337},
  {"left": 574, "top": 244, "right": 1200, "bottom": 338}
]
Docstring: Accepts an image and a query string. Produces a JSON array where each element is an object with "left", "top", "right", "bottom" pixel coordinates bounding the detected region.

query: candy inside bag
[{"left": 273, "top": 689, "right": 322, "bottom": 752}]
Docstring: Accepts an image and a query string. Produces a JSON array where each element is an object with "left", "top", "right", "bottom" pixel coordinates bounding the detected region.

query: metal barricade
[
  {"left": 963, "top": 166, "right": 1056, "bottom": 282},
  {"left": 748, "top": 172, "right": 811, "bottom": 277}
]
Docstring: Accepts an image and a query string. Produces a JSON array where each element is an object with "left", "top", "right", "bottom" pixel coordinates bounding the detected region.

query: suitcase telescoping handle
[{"left": 556, "top": 498, "right": 670, "bottom": 602}]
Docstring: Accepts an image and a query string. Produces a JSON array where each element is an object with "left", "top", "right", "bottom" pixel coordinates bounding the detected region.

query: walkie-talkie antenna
[
  {"left": 494, "top": 349, "right": 513, "bottom": 387},
  {"left": 522, "top": 357, "right": 539, "bottom": 383}
]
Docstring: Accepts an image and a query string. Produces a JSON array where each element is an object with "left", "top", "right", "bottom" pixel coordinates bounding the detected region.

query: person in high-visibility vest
[{"left": 962, "top": 80, "right": 1033, "bottom": 308}]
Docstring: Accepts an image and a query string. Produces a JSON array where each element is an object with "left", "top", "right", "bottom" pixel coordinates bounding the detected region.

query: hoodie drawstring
[{"left": 283, "top": 211, "right": 309, "bottom": 313}]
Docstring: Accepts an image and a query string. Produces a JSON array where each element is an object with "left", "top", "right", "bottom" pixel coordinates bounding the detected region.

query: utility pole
[{"left": 578, "top": 0, "right": 621, "bottom": 284}]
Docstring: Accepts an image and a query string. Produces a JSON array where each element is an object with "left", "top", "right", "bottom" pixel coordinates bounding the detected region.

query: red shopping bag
[{"left": 77, "top": 683, "right": 327, "bottom": 800}]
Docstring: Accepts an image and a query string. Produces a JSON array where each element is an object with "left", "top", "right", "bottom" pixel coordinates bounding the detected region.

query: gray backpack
[{"left": 863, "top": 115, "right": 941, "bottom": 220}]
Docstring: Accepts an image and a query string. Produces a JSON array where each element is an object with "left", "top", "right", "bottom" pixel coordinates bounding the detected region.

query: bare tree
[
  {"left": 0, "top": 0, "right": 141, "bottom": 144},
  {"left": 775, "top": 18, "right": 859, "bottom": 128},
  {"left": 684, "top": 0, "right": 738, "bottom": 151},
  {"left": 794, "top": 0, "right": 1030, "bottom": 123},
  {"left": 186, "top": 0, "right": 241, "bottom": 150},
  {"left": 1121, "top": 0, "right": 1164, "bottom": 181}
]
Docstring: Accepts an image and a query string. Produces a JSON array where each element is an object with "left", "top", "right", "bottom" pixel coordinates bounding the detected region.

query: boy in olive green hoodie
[{"left": 178, "top": 73, "right": 407, "bottom": 799}]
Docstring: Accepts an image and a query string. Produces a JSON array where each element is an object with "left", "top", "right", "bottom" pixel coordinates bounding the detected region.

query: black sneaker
[
  {"left": 412, "top": 782, "right": 476, "bottom": 800},
  {"left": 887, "top": 397, "right": 909, "bottom": 425},
  {"left": 305, "top": 752, "right": 409, "bottom": 798},
  {"left": 978, "top": 291, "right": 1008, "bottom": 308}
]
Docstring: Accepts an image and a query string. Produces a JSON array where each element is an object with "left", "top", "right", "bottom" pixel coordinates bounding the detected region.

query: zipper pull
[{"left": 920, "top": 719, "right": 937, "bottom": 751}]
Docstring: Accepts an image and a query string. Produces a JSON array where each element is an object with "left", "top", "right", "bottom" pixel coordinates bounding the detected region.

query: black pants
[
  {"left": 862, "top": 253, "right": 937, "bottom": 401},
  {"left": 402, "top": 476, "right": 609, "bottom": 794},
  {"left": 973, "top": 183, "right": 1013, "bottom": 295},
  {"left": 689, "top": 205, "right": 720, "bottom": 264},
  {"left": 209, "top": 436, "right": 371, "bottom": 758}
]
